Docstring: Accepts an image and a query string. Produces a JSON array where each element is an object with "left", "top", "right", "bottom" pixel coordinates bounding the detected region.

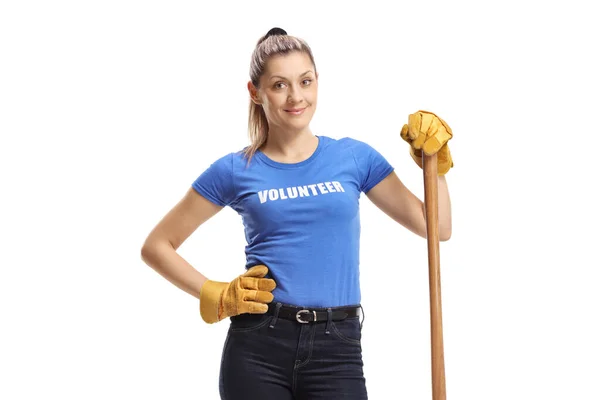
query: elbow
[
  {"left": 417, "top": 220, "right": 452, "bottom": 241},
  {"left": 140, "top": 243, "right": 154, "bottom": 264},
  {"left": 440, "top": 229, "right": 452, "bottom": 242},
  {"left": 140, "top": 240, "right": 162, "bottom": 264},
  {"left": 141, "top": 238, "right": 174, "bottom": 264},
  {"left": 422, "top": 231, "right": 451, "bottom": 241}
]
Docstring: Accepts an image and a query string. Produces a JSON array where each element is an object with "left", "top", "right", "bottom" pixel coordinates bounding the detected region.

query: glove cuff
[
  {"left": 199, "top": 280, "right": 228, "bottom": 324},
  {"left": 410, "top": 146, "right": 453, "bottom": 176},
  {"left": 410, "top": 147, "right": 423, "bottom": 168}
]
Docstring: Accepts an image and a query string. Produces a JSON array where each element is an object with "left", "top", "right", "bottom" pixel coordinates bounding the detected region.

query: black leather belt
[{"left": 267, "top": 302, "right": 361, "bottom": 324}]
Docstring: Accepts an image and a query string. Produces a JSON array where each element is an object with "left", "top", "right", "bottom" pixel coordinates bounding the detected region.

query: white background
[{"left": 1, "top": 1, "right": 599, "bottom": 399}]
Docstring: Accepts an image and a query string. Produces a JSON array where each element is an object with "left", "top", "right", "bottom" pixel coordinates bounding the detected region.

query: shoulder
[
  {"left": 317, "top": 135, "right": 371, "bottom": 151},
  {"left": 197, "top": 152, "right": 234, "bottom": 175},
  {"left": 209, "top": 148, "right": 250, "bottom": 169},
  {"left": 327, "top": 136, "right": 378, "bottom": 156},
  {"left": 193, "top": 151, "right": 242, "bottom": 180}
]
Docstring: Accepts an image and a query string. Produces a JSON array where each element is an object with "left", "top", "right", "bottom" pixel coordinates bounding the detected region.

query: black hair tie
[{"left": 265, "top": 27, "right": 287, "bottom": 37}]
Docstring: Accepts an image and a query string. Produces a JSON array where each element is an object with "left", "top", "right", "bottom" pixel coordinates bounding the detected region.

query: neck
[{"left": 261, "top": 127, "right": 317, "bottom": 163}]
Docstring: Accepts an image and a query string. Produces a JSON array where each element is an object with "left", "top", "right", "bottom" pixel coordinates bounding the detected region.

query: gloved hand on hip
[
  {"left": 199, "top": 265, "right": 276, "bottom": 324},
  {"left": 400, "top": 110, "right": 454, "bottom": 175}
]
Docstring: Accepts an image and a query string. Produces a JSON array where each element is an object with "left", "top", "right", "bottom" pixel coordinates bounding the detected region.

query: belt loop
[
  {"left": 325, "top": 308, "right": 332, "bottom": 335},
  {"left": 359, "top": 304, "right": 365, "bottom": 330},
  {"left": 269, "top": 302, "right": 282, "bottom": 329}
]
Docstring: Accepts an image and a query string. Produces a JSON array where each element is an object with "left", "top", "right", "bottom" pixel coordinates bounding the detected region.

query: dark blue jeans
[{"left": 219, "top": 302, "right": 368, "bottom": 399}]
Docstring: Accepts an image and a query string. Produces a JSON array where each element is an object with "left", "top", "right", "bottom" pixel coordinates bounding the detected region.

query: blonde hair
[{"left": 243, "top": 28, "right": 317, "bottom": 163}]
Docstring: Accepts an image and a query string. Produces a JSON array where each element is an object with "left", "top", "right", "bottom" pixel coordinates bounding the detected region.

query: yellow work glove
[
  {"left": 400, "top": 110, "right": 454, "bottom": 175},
  {"left": 199, "top": 265, "right": 276, "bottom": 324}
]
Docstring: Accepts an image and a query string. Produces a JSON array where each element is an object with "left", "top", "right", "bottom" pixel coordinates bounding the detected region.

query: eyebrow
[{"left": 269, "top": 70, "right": 314, "bottom": 81}]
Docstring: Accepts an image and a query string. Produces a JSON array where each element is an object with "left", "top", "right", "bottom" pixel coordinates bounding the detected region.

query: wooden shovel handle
[{"left": 423, "top": 153, "right": 446, "bottom": 400}]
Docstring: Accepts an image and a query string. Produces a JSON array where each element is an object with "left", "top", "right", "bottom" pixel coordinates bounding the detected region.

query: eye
[
  {"left": 274, "top": 82, "right": 286, "bottom": 89},
  {"left": 302, "top": 79, "right": 312, "bottom": 86}
]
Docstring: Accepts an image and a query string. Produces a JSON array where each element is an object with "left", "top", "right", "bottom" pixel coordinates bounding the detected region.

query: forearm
[
  {"left": 419, "top": 175, "right": 452, "bottom": 240},
  {"left": 141, "top": 241, "right": 208, "bottom": 299}
]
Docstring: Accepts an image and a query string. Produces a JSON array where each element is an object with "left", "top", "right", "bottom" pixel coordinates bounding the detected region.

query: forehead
[{"left": 264, "top": 51, "right": 315, "bottom": 78}]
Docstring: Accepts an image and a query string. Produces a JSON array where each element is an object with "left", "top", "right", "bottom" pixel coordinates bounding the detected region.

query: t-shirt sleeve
[
  {"left": 350, "top": 139, "right": 395, "bottom": 193},
  {"left": 191, "top": 153, "right": 237, "bottom": 207}
]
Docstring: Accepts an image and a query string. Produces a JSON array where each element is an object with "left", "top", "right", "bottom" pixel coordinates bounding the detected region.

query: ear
[{"left": 247, "top": 81, "right": 261, "bottom": 104}]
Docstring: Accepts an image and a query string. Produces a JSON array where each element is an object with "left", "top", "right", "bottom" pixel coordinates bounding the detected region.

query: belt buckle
[{"left": 296, "top": 309, "right": 317, "bottom": 324}]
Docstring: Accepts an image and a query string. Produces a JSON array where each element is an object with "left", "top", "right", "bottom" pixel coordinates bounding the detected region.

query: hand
[
  {"left": 199, "top": 265, "right": 276, "bottom": 324},
  {"left": 400, "top": 110, "right": 454, "bottom": 175}
]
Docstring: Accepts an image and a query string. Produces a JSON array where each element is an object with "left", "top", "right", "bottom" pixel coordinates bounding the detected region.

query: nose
[{"left": 287, "top": 84, "right": 304, "bottom": 104}]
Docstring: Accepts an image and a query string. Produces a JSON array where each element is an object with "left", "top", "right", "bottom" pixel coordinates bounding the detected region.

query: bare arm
[
  {"left": 140, "top": 187, "right": 224, "bottom": 299},
  {"left": 366, "top": 171, "right": 452, "bottom": 241}
]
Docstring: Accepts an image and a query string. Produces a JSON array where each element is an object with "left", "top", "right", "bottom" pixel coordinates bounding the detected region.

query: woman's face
[{"left": 250, "top": 51, "right": 318, "bottom": 132}]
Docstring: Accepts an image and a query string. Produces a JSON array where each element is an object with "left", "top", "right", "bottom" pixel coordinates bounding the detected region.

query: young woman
[{"left": 141, "top": 27, "right": 453, "bottom": 400}]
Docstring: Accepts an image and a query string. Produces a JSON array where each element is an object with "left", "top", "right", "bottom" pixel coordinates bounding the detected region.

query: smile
[{"left": 285, "top": 107, "right": 306, "bottom": 115}]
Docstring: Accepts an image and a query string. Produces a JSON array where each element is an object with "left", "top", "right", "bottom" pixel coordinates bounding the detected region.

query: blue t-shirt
[{"left": 191, "top": 135, "right": 394, "bottom": 308}]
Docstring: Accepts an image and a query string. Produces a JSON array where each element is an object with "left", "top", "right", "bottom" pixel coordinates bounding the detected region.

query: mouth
[{"left": 284, "top": 107, "right": 307, "bottom": 115}]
